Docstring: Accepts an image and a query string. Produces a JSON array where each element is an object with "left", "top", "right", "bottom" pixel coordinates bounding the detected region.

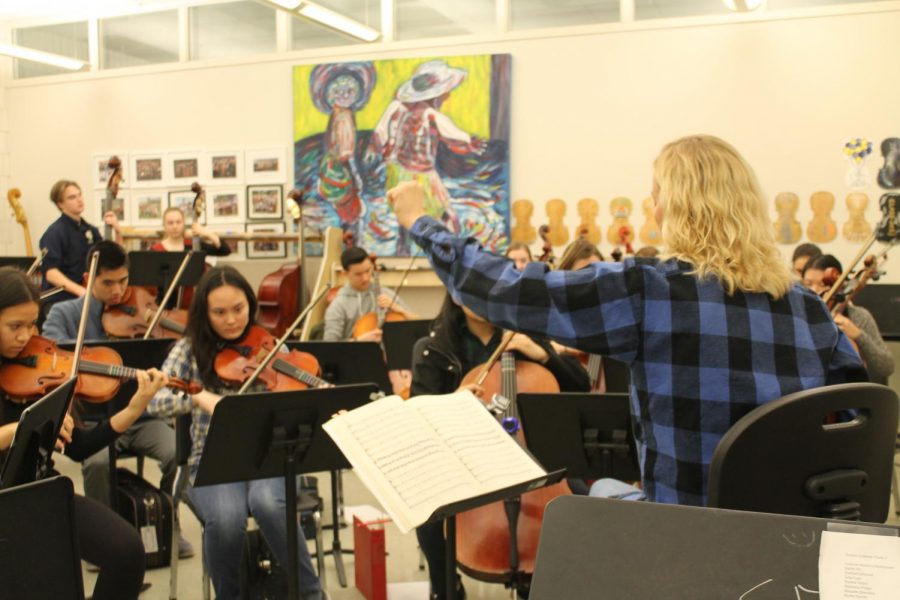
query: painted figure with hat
[
  {"left": 310, "top": 61, "right": 376, "bottom": 241},
  {"left": 373, "top": 59, "right": 486, "bottom": 253}
]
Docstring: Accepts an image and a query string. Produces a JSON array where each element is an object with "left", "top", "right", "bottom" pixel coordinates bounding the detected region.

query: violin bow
[
  {"left": 237, "top": 285, "right": 331, "bottom": 394},
  {"left": 473, "top": 331, "right": 516, "bottom": 387},
  {"left": 71, "top": 251, "right": 101, "bottom": 379},
  {"left": 384, "top": 252, "right": 420, "bottom": 315},
  {"left": 25, "top": 248, "right": 48, "bottom": 277},
  {"left": 822, "top": 230, "right": 877, "bottom": 307},
  {"left": 142, "top": 251, "right": 195, "bottom": 340}
]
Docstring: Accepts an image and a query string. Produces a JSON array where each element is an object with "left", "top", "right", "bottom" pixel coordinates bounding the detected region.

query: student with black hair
[
  {"left": 0, "top": 266, "right": 165, "bottom": 599},
  {"left": 791, "top": 242, "right": 822, "bottom": 278},
  {"left": 40, "top": 241, "right": 187, "bottom": 555},
  {"left": 802, "top": 254, "right": 894, "bottom": 381},
  {"left": 323, "top": 246, "right": 417, "bottom": 343},
  {"left": 148, "top": 266, "right": 326, "bottom": 600}
]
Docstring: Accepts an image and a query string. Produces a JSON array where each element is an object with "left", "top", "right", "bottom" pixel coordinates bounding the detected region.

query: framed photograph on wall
[
  {"left": 96, "top": 191, "right": 129, "bottom": 225},
  {"left": 91, "top": 152, "right": 128, "bottom": 190},
  {"left": 207, "top": 226, "right": 245, "bottom": 260},
  {"left": 247, "top": 185, "right": 283, "bottom": 220},
  {"left": 244, "top": 147, "right": 285, "bottom": 183},
  {"left": 168, "top": 189, "right": 198, "bottom": 222},
  {"left": 246, "top": 222, "right": 287, "bottom": 259},
  {"left": 131, "top": 153, "right": 166, "bottom": 188},
  {"left": 131, "top": 191, "right": 165, "bottom": 226},
  {"left": 203, "top": 150, "right": 243, "bottom": 183},
  {"left": 168, "top": 151, "right": 201, "bottom": 184},
  {"left": 206, "top": 187, "right": 245, "bottom": 224}
]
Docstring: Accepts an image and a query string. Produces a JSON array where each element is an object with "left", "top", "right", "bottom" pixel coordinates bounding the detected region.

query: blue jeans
[{"left": 187, "top": 476, "right": 322, "bottom": 600}]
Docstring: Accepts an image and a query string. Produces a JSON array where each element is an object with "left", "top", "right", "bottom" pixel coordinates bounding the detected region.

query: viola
[
  {"left": 455, "top": 335, "right": 571, "bottom": 587},
  {"left": 0, "top": 335, "right": 200, "bottom": 403},
  {"left": 214, "top": 325, "right": 329, "bottom": 391},
  {"left": 102, "top": 286, "right": 188, "bottom": 339}
]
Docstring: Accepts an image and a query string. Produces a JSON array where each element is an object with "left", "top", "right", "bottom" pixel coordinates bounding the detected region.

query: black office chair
[{"left": 708, "top": 382, "right": 899, "bottom": 523}]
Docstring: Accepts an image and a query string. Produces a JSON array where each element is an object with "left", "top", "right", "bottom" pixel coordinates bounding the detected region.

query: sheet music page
[
  {"left": 408, "top": 392, "right": 547, "bottom": 488},
  {"left": 323, "top": 395, "right": 480, "bottom": 533}
]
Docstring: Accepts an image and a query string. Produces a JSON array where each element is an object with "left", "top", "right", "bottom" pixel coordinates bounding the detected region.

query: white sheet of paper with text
[{"left": 819, "top": 530, "right": 900, "bottom": 599}]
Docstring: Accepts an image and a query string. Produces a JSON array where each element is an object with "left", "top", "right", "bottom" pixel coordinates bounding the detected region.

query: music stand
[
  {"left": 193, "top": 383, "right": 377, "bottom": 600},
  {"left": 58, "top": 338, "right": 177, "bottom": 506},
  {"left": 382, "top": 319, "right": 432, "bottom": 370},
  {"left": 529, "top": 495, "right": 900, "bottom": 599},
  {"left": 517, "top": 392, "right": 640, "bottom": 482},
  {"left": 0, "top": 256, "right": 33, "bottom": 270},
  {"left": 602, "top": 357, "right": 631, "bottom": 394},
  {"left": 126, "top": 250, "right": 206, "bottom": 289},
  {"left": 0, "top": 378, "right": 77, "bottom": 490},
  {"left": 854, "top": 283, "right": 900, "bottom": 341},
  {"left": 0, "top": 476, "right": 84, "bottom": 599},
  {"left": 286, "top": 341, "right": 392, "bottom": 393},
  {"left": 422, "top": 469, "right": 567, "bottom": 600}
]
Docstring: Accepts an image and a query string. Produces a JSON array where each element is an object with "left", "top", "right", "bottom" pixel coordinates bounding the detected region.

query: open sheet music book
[{"left": 322, "top": 391, "right": 548, "bottom": 534}]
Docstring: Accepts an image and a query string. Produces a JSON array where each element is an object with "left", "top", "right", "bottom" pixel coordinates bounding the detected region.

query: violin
[
  {"left": 214, "top": 325, "right": 329, "bottom": 391},
  {"left": 102, "top": 286, "right": 188, "bottom": 339},
  {"left": 455, "top": 333, "right": 571, "bottom": 587},
  {"left": 0, "top": 335, "right": 200, "bottom": 403}
]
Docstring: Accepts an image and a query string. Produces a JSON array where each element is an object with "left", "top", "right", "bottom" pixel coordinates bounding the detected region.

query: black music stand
[
  {"left": 0, "top": 256, "right": 33, "bottom": 270},
  {"left": 382, "top": 319, "right": 432, "bottom": 370},
  {"left": 517, "top": 392, "right": 640, "bottom": 482},
  {"left": 193, "top": 384, "right": 377, "bottom": 600},
  {"left": 285, "top": 340, "right": 392, "bottom": 585},
  {"left": 422, "top": 469, "right": 566, "bottom": 600},
  {"left": 58, "top": 338, "right": 177, "bottom": 506},
  {"left": 127, "top": 250, "right": 206, "bottom": 308},
  {"left": 0, "top": 476, "right": 84, "bottom": 599},
  {"left": 0, "top": 378, "right": 77, "bottom": 490},
  {"left": 286, "top": 341, "right": 392, "bottom": 393},
  {"left": 529, "top": 495, "right": 900, "bottom": 599},
  {"left": 854, "top": 283, "right": 900, "bottom": 341}
]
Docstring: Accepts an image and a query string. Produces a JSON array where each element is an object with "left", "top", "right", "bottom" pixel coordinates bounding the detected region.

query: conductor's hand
[
  {"left": 387, "top": 182, "right": 427, "bottom": 230},
  {"left": 356, "top": 328, "right": 382, "bottom": 343}
]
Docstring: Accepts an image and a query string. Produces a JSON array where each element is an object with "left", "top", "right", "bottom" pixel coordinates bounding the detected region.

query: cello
[
  {"left": 257, "top": 189, "right": 304, "bottom": 337},
  {"left": 455, "top": 332, "right": 572, "bottom": 592}
]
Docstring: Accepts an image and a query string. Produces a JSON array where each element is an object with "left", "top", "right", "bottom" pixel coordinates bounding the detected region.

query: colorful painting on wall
[{"left": 293, "top": 54, "right": 511, "bottom": 256}]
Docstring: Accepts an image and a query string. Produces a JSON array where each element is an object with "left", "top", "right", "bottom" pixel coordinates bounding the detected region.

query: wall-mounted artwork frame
[
  {"left": 204, "top": 150, "right": 243, "bottom": 184},
  {"left": 245, "top": 147, "right": 285, "bottom": 184},
  {"left": 206, "top": 187, "right": 245, "bottom": 225},
  {"left": 131, "top": 152, "right": 166, "bottom": 188},
  {"left": 168, "top": 151, "right": 201, "bottom": 185},
  {"left": 131, "top": 191, "right": 165, "bottom": 226},
  {"left": 247, "top": 184, "right": 283, "bottom": 220},
  {"left": 246, "top": 222, "right": 287, "bottom": 259}
]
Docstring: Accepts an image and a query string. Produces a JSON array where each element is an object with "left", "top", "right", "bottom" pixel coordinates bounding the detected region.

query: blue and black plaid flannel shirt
[{"left": 409, "top": 216, "right": 864, "bottom": 506}]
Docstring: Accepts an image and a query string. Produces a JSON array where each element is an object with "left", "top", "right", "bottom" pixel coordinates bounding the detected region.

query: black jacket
[{"left": 410, "top": 331, "right": 590, "bottom": 397}]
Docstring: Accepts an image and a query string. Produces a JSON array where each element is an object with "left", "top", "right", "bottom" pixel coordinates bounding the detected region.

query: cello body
[
  {"left": 456, "top": 353, "right": 571, "bottom": 582},
  {"left": 256, "top": 263, "right": 301, "bottom": 337}
]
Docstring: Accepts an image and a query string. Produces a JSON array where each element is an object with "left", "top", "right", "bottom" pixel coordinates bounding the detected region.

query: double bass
[
  {"left": 455, "top": 333, "right": 571, "bottom": 592},
  {"left": 257, "top": 189, "right": 304, "bottom": 337}
]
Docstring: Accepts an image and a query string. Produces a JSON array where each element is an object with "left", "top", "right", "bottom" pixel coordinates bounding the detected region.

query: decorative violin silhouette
[{"left": 7, "top": 188, "right": 33, "bottom": 257}]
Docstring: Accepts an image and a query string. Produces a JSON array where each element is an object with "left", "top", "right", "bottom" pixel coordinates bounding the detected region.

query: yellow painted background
[{"left": 293, "top": 54, "right": 492, "bottom": 143}]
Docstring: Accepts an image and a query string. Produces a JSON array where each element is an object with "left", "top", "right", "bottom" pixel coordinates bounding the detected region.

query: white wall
[{"left": 4, "top": 7, "right": 900, "bottom": 311}]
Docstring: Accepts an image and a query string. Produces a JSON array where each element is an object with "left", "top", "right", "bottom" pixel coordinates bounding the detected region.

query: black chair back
[{"left": 708, "top": 382, "right": 899, "bottom": 522}]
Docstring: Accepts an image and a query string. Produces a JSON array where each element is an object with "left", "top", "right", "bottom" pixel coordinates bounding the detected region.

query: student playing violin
[
  {"left": 148, "top": 266, "right": 326, "bottom": 600},
  {"left": 504, "top": 241, "right": 533, "bottom": 271},
  {"left": 0, "top": 266, "right": 168, "bottom": 599},
  {"left": 40, "top": 241, "right": 186, "bottom": 554},
  {"left": 411, "top": 293, "right": 588, "bottom": 600},
  {"left": 323, "top": 246, "right": 417, "bottom": 343}
]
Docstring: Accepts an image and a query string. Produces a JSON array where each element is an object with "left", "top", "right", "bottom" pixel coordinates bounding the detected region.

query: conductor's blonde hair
[{"left": 654, "top": 135, "right": 793, "bottom": 298}]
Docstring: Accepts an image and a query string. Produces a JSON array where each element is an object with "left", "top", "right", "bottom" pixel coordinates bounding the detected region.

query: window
[
  {"left": 191, "top": 1, "right": 277, "bottom": 60},
  {"left": 511, "top": 0, "right": 619, "bottom": 30},
  {"left": 395, "top": 0, "right": 496, "bottom": 40},
  {"left": 101, "top": 10, "right": 179, "bottom": 70},
  {"left": 13, "top": 21, "right": 89, "bottom": 79},
  {"left": 634, "top": 0, "right": 730, "bottom": 20},
  {"left": 291, "top": 0, "right": 381, "bottom": 50}
]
